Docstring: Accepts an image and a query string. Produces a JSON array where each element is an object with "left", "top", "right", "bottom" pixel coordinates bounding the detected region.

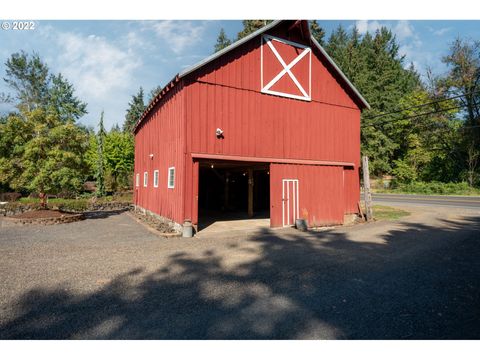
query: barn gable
[
  {"left": 181, "top": 20, "right": 369, "bottom": 109},
  {"left": 134, "top": 20, "right": 369, "bottom": 133}
]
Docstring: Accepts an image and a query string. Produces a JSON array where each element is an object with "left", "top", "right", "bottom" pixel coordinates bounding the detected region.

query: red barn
[{"left": 133, "top": 20, "right": 369, "bottom": 232}]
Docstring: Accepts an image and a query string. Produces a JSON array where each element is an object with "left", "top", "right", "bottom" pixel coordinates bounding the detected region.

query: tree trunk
[{"left": 39, "top": 192, "right": 47, "bottom": 209}]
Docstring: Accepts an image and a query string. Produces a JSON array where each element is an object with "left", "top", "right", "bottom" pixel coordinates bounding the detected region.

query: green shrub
[
  {"left": 392, "top": 159, "right": 417, "bottom": 184},
  {"left": 388, "top": 181, "right": 479, "bottom": 195}
]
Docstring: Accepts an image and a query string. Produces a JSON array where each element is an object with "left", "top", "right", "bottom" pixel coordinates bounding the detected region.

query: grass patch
[
  {"left": 372, "top": 205, "right": 410, "bottom": 221},
  {"left": 375, "top": 181, "right": 480, "bottom": 196}
]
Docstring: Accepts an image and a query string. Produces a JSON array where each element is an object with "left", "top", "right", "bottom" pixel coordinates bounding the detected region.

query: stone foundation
[{"left": 133, "top": 205, "right": 183, "bottom": 233}]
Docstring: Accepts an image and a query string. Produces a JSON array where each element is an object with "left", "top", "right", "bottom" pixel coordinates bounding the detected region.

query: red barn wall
[
  {"left": 134, "top": 84, "right": 186, "bottom": 224},
  {"left": 134, "top": 22, "right": 363, "bottom": 228},
  {"left": 184, "top": 26, "right": 362, "bottom": 216},
  {"left": 185, "top": 27, "right": 360, "bottom": 163},
  {"left": 270, "top": 163, "right": 345, "bottom": 227}
]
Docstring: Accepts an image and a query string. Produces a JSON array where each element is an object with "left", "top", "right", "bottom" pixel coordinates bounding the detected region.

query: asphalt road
[
  {"left": 370, "top": 193, "right": 480, "bottom": 209},
  {"left": 1, "top": 208, "right": 480, "bottom": 339}
]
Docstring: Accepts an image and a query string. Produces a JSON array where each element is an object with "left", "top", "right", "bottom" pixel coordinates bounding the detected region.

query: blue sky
[{"left": 0, "top": 20, "right": 479, "bottom": 130}]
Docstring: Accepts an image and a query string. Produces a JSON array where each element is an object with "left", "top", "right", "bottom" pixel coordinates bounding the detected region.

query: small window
[
  {"left": 168, "top": 167, "right": 175, "bottom": 189},
  {"left": 143, "top": 172, "right": 148, "bottom": 187},
  {"left": 153, "top": 170, "right": 159, "bottom": 188},
  {"left": 136, "top": 173, "right": 140, "bottom": 187}
]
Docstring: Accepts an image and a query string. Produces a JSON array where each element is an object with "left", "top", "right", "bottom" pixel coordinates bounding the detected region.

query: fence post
[{"left": 362, "top": 155, "right": 374, "bottom": 221}]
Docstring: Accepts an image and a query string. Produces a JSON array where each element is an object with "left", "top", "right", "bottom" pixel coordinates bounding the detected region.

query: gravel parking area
[{"left": 0, "top": 207, "right": 479, "bottom": 339}]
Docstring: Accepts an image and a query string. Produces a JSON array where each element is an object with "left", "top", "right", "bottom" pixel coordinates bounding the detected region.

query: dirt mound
[{"left": 11, "top": 209, "right": 68, "bottom": 219}]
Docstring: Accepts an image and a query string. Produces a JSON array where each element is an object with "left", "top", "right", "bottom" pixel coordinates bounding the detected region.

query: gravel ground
[{"left": 0, "top": 207, "right": 479, "bottom": 339}]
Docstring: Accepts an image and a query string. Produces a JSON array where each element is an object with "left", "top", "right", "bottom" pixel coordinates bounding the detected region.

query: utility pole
[{"left": 362, "top": 155, "right": 374, "bottom": 221}]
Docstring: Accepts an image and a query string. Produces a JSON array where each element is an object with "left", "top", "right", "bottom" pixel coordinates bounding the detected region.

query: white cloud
[
  {"left": 355, "top": 20, "right": 382, "bottom": 35},
  {"left": 42, "top": 31, "right": 144, "bottom": 129},
  {"left": 394, "top": 20, "right": 414, "bottom": 41},
  {"left": 355, "top": 20, "right": 424, "bottom": 70},
  {"left": 433, "top": 27, "right": 452, "bottom": 36},
  {"left": 56, "top": 32, "right": 141, "bottom": 102},
  {"left": 146, "top": 20, "right": 207, "bottom": 54}
]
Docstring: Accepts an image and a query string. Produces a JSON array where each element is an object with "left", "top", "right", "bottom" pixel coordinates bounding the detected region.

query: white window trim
[
  {"left": 168, "top": 167, "right": 175, "bottom": 189},
  {"left": 143, "top": 172, "right": 148, "bottom": 187},
  {"left": 260, "top": 34, "right": 312, "bottom": 101},
  {"left": 136, "top": 173, "right": 140, "bottom": 187},
  {"left": 153, "top": 170, "right": 159, "bottom": 188}
]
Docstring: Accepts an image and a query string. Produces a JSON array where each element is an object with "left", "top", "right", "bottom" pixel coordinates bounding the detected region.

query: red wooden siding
[
  {"left": 193, "top": 28, "right": 358, "bottom": 109},
  {"left": 134, "top": 83, "right": 186, "bottom": 224},
  {"left": 270, "top": 163, "right": 345, "bottom": 227},
  {"left": 134, "top": 21, "right": 363, "bottom": 228},
  {"left": 343, "top": 167, "right": 360, "bottom": 214},
  {"left": 185, "top": 81, "right": 360, "bottom": 164}
]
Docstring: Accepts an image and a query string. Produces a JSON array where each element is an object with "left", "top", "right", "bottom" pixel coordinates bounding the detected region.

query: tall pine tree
[
  {"left": 237, "top": 20, "right": 273, "bottom": 40},
  {"left": 96, "top": 111, "right": 106, "bottom": 197},
  {"left": 123, "top": 88, "right": 145, "bottom": 133},
  {"left": 310, "top": 20, "right": 326, "bottom": 46},
  {"left": 214, "top": 28, "right": 232, "bottom": 53},
  {"left": 325, "top": 25, "right": 420, "bottom": 175}
]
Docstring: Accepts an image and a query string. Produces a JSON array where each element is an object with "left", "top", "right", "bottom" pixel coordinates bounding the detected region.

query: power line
[
  {"left": 362, "top": 90, "right": 480, "bottom": 121},
  {"left": 362, "top": 104, "right": 465, "bottom": 129}
]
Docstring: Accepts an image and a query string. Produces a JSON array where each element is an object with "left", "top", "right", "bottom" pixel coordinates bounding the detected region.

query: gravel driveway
[{"left": 0, "top": 207, "right": 479, "bottom": 339}]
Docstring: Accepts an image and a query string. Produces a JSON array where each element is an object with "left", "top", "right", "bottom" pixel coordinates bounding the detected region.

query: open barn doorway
[{"left": 197, "top": 160, "right": 270, "bottom": 233}]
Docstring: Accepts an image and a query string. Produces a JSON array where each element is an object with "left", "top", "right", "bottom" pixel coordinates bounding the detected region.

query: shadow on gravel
[
  {"left": 83, "top": 209, "right": 129, "bottom": 219},
  {"left": 1, "top": 215, "right": 479, "bottom": 339}
]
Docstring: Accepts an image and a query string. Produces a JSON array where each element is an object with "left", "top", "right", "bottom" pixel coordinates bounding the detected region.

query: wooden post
[
  {"left": 248, "top": 168, "right": 254, "bottom": 217},
  {"left": 224, "top": 171, "right": 230, "bottom": 211},
  {"left": 362, "top": 155, "right": 374, "bottom": 221}
]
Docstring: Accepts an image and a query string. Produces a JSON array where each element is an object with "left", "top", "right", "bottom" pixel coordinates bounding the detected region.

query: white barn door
[{"left": 282, "top": 179, "right": 299, "bottom": 227}]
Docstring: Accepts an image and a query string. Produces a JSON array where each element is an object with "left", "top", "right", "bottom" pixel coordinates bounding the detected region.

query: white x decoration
[{"left": 261, "top": 35, "right": 311, "bottom": 101}]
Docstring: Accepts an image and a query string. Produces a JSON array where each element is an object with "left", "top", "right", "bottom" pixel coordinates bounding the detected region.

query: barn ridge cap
[{"left": 133, "top": 20, "right": 369, "bottom": 133}]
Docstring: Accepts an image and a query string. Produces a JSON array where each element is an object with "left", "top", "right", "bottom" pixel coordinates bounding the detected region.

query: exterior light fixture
[
  {"left": 216, "top": 128, "right": 224, "bottom": 138},
  {"left": 211, "top": 164, "right": 214, "bottom": 169},
  {"left": 149, "top": 154, "right": 154, "bottom": 159}
]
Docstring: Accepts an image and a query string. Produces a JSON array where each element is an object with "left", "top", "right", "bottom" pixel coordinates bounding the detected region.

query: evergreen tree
[
  {"left": 214, "top": 28, "right": 232, "bottom": 53},
  {"left": 237, "top": 20, "right": 273, "bottom": 40},
  {"left": 147, "top": 85, "right": 162, "bottom": 104},
  {"left": 47, "top": 73, "right": 87, "bottom": 122},
  {"left": 84, "top": 128, "right": 98, "bottom": 180},
  {"left": 123, "top": 87, "right": 145, "bottom": 133},
  {"left": 325, "top": 25, "right": 420, "bottom": 175},
  {"left": 310, "top": 20, "right": 326, "bottom": 46},
  {"left": 96, "top": 111, "right": 106, "bottom": 197},
  {"left": 2, "top": 51, "right": 87, "bottom": 122}
]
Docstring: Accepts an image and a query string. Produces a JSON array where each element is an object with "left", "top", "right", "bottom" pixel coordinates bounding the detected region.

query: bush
[
  {"left": 14, "top": 194, "right": 133, "bottom": 213},
  {"left": 389, "top": 181, "right": 479, "bottom": 195},
  {"left": 0, "top": 192, "right": 22, "bottom": 202},
  {"left": 392, "top": 159, "right": 417, "bottom": 184}
]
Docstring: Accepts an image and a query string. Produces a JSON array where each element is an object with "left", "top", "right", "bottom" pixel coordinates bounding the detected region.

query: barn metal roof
[{"left": 133, "top": 20, "right": 370, "bottom": 133}]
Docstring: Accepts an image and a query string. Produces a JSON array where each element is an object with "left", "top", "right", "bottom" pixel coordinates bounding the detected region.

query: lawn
[{"left": 372, "top": 204, "right": 410, "bottom": 221}]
